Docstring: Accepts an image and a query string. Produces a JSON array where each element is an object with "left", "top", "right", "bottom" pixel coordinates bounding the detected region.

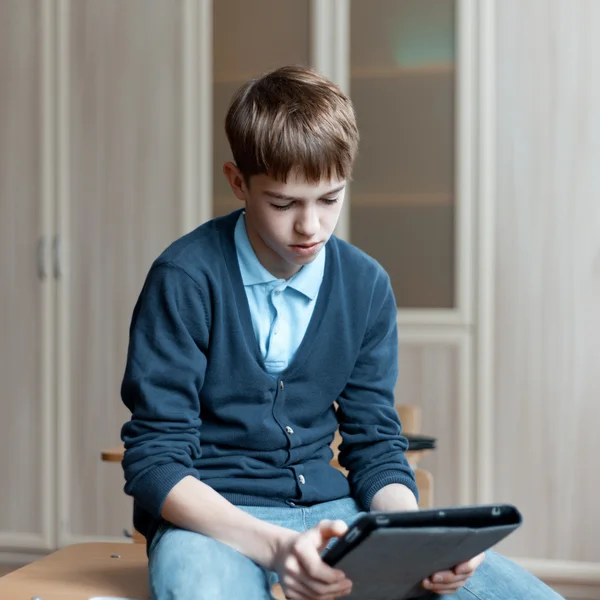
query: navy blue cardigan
[{"left": 120, "top": 210, "right": 417, "bottom": 545}]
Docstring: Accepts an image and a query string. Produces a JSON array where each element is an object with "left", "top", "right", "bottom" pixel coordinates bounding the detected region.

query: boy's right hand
[{"left": 272, "top": 519, "right": 353, "bottom": 599}]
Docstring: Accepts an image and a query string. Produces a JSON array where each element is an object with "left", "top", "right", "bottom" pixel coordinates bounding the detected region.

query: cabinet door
[
  {"left": 0, "top": 0, "right": 54, "bottom": 550},
  {"left": 396, "top": 335, "right": 472, "bottom": 507},
  {"left": 58, "top": 0, "right": 188, "bottom": 543},
  {"left": 349, "top": 0, "right": 460, "bottom": 313},
  {"left": 212, "top": 0, "right": 311, "bottom": 217}
]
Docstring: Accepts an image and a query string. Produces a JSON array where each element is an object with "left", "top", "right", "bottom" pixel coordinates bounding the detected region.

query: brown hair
[{"left": 225, "top": 65, "right": 359, "bottom": 184}]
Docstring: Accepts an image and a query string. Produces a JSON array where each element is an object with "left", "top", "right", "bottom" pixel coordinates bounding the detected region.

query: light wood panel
[
  {"left": 395, "top": 338, "right": 467, "bottom": 508},
  {"left": 0, "top": 0, "right": 47, "bottom": 542},
  {"left": 60, "top": 0, "right": 187, "bottom": 540},
  {"left": 493, "top": 0, "right": 600, "bottom": 562}
]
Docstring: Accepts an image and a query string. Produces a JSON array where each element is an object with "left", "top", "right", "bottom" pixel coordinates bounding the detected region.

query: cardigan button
[
  {"left": 298, "top": 474, "right": 306, "bottom": 485},
  {"left": 285, "top": 426, "right": 294, "bottom": 435}
]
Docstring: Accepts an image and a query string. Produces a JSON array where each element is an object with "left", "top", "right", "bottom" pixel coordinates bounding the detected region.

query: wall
[{"left": 490, "top": 0, "right": 600, "bottom": 595}]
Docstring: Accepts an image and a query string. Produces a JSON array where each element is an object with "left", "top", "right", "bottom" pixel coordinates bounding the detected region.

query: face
[{"left": 223, "top": 162, "right": 345, "bottom": 280}]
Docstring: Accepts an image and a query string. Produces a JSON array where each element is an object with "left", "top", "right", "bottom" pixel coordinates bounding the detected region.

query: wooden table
[
  {"left": 0, "top": 542, "right": 149, "bottom": 600},
  {"left": 0, "top": 542, "right": 288, "bottom": 600}
]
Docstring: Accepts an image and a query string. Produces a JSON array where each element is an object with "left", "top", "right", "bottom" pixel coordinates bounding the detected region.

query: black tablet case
[{"left": 322, "top": 504, "right": 522, "bottom": 600}]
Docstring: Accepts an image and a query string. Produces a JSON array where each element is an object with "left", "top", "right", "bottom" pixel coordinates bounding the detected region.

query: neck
[{"left": 245, "top": 224, "right": 300, "bottom": 280}]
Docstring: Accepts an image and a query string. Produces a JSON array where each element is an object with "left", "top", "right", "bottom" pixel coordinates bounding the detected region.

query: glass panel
[
  {"left": 212, "top": 0, "right": 311, "bottom": 217},
  {"left": 350, "top": 0, "right": 457, "bottom": 308}
]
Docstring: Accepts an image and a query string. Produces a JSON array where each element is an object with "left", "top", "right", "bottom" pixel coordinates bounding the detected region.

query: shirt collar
[
  {"left": 234, "top": 212, "right": 326, "bottom": 301},
  {"left": 286, "top": 246, "right": 326, "bottom": 300}
]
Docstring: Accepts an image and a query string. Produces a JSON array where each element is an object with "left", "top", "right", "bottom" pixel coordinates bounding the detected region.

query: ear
[{"left": 222, "top": 162, "right": 248, "bottom": 202}]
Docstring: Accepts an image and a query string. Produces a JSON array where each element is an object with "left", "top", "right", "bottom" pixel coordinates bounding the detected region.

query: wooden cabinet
[
  {"left": 0, "top": 0, "right": 476, "bottom": 552},
  {"left": 0, "top": 0, "right": 194, "bottom": 550},
  {"left": 0, "top": 0, "right": 54, "bottom": 551}
]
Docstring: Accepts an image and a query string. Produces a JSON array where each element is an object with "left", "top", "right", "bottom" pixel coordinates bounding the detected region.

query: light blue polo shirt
[{"left": 234, "top": 212, "right": 326, "bottom": 376}]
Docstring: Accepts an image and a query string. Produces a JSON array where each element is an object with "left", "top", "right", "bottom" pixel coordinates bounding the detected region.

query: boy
[{"left": 121, "top": 66, "right": 562, "bottom": 599}]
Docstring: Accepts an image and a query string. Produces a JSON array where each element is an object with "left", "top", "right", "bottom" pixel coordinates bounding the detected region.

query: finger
[
  {"left": 294, "top": 545, "right": 344, "bottom": 584},
  {"left": 294, "top": 572, "right": 353, "bottom": 598},
  {"left": 283, "top": 574, "right": 352, "bottom": 600},
  {"left": 317, "top": 519, "right": 349, "bottom": 536},
  {"left": 429, "top": 572, "right": 470, "bottom": 585},
  {"left": 280, "top": 576, "right": 313, "bottom": 600},
  {"left": 294, "top": 530, "right": 347, "bottom": 585},
  {"left": 423, "top": 579, "right": 468, "bottom": 594},
  {"left": 428, "top": 569, "right": 457, "bottom": 583},
  {"left": 284, "top": 570, "right": 352, "bottom": 595},
  {"left": 316, "top": 519, "right": 349, "bottom": 551},
  {"left": 281, "top": 555, "right": 325, "bottom": 599},
  {"left": 294, "top": 547, "right": 351, "bottom": 589},
  {"left": 281, "top": 586, "right": 312, "bottom": 600},
  {"left": 454, "top": 552, "right": 486, "bottom": 575},
  {"left": 423, "top": 573, "right": 469, "bottom": 589}
]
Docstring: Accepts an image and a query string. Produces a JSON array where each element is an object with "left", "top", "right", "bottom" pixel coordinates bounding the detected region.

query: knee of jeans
[
  {"left": 150, "top": 529, "right": 224, "bottom": 592},
  {"left": 464, "top": 550, "right": 565, "bottom": 600},
  {"left": 149, "top": 527, "right": 271, "bottom": 599}
]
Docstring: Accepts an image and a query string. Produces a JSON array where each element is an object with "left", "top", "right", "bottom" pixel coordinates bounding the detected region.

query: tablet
[{"left": 321, "top": 504, "right": 522, "bottom": 600}]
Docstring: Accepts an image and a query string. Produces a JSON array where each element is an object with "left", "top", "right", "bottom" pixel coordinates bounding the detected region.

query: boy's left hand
[{"left": 422, "top": 552, "right": 485, "bottom": 595}]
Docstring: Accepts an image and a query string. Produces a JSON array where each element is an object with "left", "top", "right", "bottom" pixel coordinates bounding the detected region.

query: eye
[
  {"left": 271, "top": 202, "right": 294, "bottom": 211},
  {"left": 321, "top": 196, "right": 339, "bottom": 205}
]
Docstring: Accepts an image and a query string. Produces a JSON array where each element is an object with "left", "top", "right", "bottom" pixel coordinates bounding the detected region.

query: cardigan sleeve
[
  {"left": 120, "top": 262, "right": 209, "bottom": 518},
  {"left": 336, "top": 270, "right": 418, "bottom": 509}
]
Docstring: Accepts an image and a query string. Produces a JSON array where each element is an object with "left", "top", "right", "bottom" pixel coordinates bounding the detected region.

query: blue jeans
[{"left": 149, "top": 498, "right": 563, "bottom": 600}]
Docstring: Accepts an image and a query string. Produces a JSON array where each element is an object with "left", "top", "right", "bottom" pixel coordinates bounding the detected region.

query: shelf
[
  {"left": 350, "top": 193, "right": 452, "bottom": 207},
  {"left": 351, "top": 63, "right": 454, "bottom": 80}
]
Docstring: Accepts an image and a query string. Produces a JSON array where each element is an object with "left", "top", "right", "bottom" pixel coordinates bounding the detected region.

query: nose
[{"left": 294, "top": 207, "right": 319, "bottom": 238}]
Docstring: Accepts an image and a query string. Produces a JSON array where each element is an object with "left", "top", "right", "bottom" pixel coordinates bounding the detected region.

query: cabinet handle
[
  {"left": 52, "top": 234, "right": 62, "bottom": 279},
  {"left": 37, "top": 236, "right": 48, "bottom": 280}
]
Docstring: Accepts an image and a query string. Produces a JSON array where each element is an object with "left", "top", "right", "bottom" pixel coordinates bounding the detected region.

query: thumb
[{"left": 316, "top": 519, "right": 348, "bottom": 552}]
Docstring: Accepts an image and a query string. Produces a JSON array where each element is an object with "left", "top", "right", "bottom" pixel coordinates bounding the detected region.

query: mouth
[
  {"left": 291, "top": 242, "right": 320, "bottom": 248},
  {"left": 289, "top": 241, "right": 322, "bottom": 255}
]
